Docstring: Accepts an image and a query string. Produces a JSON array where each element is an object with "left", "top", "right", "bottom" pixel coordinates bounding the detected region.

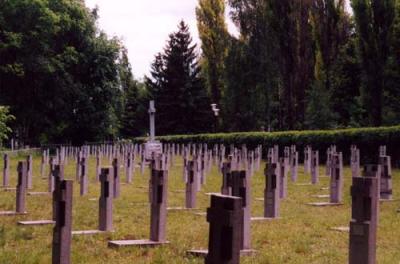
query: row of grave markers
[{"left": 0, "top": 143, "right": 397, "bottom": 264}]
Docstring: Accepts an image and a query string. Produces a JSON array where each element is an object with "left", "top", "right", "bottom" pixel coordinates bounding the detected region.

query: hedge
[{"left": 134, "top": 126, "right": 400, "bottom": 167}]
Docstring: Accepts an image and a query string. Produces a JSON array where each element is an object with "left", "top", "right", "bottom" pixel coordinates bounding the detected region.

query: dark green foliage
[
  {"left": 146, "top": 21, "right": 213, "bottom": 136},
  {"left": 135, "top": 125, "right": 400, "bottom": 166},
  {"left": 351, "top": 0, "right": 396, "bottom": 126},
  {"left": 0, "top": 0, "right": 123, "bottom": 144}
]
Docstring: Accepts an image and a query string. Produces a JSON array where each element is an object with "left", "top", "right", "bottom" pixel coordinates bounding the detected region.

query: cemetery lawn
[{"left": 0, "top": 155, "right": 399, "bottom": 264}]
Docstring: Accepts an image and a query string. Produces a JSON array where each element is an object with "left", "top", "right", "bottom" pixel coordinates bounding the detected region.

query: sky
[{"left": 85, "top": 0, "right": 238, "bottom": 79}]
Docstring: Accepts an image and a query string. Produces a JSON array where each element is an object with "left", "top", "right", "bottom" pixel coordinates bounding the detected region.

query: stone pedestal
[{"left": 52, "top": 180, "right": 73, "bottom": 264}]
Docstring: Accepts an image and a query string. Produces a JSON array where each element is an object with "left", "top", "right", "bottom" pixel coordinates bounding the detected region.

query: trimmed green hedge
[{"left": 134, "top": 126, "right": 400, "bottom": 166}]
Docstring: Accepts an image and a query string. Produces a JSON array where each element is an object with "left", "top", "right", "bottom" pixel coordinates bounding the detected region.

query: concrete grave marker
[
  {"left": 52, "top": 180, "right": 73, "bottom": 264},
  {"left": 99, "top": 167, "right": 113, "bottom": 231},
  {"left": 187, "top": 194, "right": 244, "bottom": 263},
  {"left": 2, "top": 154, "right": 9, "bottom": 187},
  {"left": 112, "top": 158, "right": 120, "bottom": 198},
  {"left": 349, "top": 168, "right": 379, "bottom": 264},
  {"left": 108, "top": 167, "right": 169, "bottom": 247},
  {"left": 379, "top": 156, "right": 393, "bottom": 200}
]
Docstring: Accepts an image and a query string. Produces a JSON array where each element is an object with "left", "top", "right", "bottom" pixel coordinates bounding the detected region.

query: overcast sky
[{"left": 85, "top": 0, "right": 238, "bottom": 79}]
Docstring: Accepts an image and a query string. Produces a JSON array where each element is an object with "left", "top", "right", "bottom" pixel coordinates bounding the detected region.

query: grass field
[{"left": 0, "top": 155, "right": 399, "bottom": 264}]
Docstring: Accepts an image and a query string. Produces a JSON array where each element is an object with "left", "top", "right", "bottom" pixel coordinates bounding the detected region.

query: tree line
[{"left": 1, "top": 0, "right": 400, "bottom": 145}]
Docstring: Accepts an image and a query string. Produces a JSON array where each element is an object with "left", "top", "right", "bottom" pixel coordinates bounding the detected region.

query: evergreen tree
[
  {"left": 146, "top": 21, "right": 212, "bottom": 135},
  {"left": 351, "top": 0, "right": 395, "bottom": 126}
]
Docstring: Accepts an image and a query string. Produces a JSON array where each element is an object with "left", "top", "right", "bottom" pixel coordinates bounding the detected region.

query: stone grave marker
[
  {"left": 108, "top": 167, "right": 169, "bottom": 247},
  {"left": 3, "top": 154, "right": 9, "bottom": 187},
  {"left": 112, "top": 158, "right": 120, "bottom": 198},
  {"left": 52, "top": 180, "right": 73, "bottom": 264},
  {"left": 187, "top": 194, "right": 243, "bottom": 263},
  {"left": 253, "top": 163, "right": 279, "bottom": 221},
  {"left": 349, "top": 167, "right": 379, "bottom": 264},
  {"left": 379, "top": 156, "right": 393, "bottom": 200},
  {"left": 311, "top": 150, "right": 319, "bottom": 185},
  {"left": 26, "top": 155, "right": 33, "bottom": 189}
]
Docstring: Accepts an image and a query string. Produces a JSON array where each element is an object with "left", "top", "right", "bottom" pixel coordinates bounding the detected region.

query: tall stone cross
[{"left": 149, "top": 100, "right": 156, "bottom": 142}]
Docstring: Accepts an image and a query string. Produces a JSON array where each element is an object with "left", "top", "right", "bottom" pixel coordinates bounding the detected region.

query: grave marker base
[
  {"left": 311, "top": 194, "right": 329, "bottom": 198},
  {"left": 72, "top": 230, "right": 111, "bottom": 235},
  {"left": 330, "top": 226, "right": 349, "bottom": 232},
  {"left": 0, "top": 211, "right": 27, "bottom": 216},
  {"left": 251, "top": 217, "right": 279, "bottom": 221},
  {"left": 379, "top": 198, "right": 398, "bottom": 203},
  {"left": 167, "top": 207, "right": 198, "bottom": 211},
  {"left": 295, "top": 183, "right": 312, "bottom": 186},
  {"left": 307, "top": 202, "right": 343, "bottom": 207},
  {"left": 3, "top": 188, "right": 16, "bottom": 192},
  {"left": 193, "top": 212, "right": 207, "bottom": 216},
  {"left": 28, "top": 192, "right": 50, "bottom": 196},
  {"left": 18, "top": 220, "right": 55, "bottom": 225},
  {"left": 186, "top": 249, "right": 256, "bottom": 257},
  {"left": 108, "top": 239, "right": 169, "bottom": 248}
]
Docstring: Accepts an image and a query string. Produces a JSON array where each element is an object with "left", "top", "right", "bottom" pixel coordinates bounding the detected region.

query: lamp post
[{"left": 211, "top": 104, "right": 220, "bottom": 133}]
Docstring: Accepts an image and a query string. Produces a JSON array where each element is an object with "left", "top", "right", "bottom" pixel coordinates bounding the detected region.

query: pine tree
[{"left": 146, "top": 21, "right": 212, "bottom": 135}]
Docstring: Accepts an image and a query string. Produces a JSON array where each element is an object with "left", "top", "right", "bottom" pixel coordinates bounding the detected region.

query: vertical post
[
  {"left": 279, "top": 158, "right": 287, "bottom": 199},
  {"left": 112, "top": 158, "right": 120, "bottom": 198},
  {"left": 290, "top": 145, "right": 298, "bottom": 182},
  {"left": 3, "top": 154, "right": 9, "bottom": 187},
  {"left": 311, "top": 151, "right": 319, "bottom": 184},
  {"left": 221, "top": 162, "right": 232, "bottom": 195},
  {"left": 99, "top": 167, "right": 113, "bottom": 232},
  {"left": 378, "top": 156, "right": 392, "bottom": 200},
  {"left": 264, "top": 163, "right": 280, "bottom": 218},
  {"left": 149, "top": 168, "right": 168, "bottom": 242},
  {"left": 330, "top": 153, "right": 343, "bottom": 204},
  {"left": 96, "top": 152, "right": 101, "bottom": 182},
  {"left": 205, "top": 194, "right": 243, "bottom": 264},
  {"left": 16, "top": 161, "right": 27, "bottom": 214},
  {"left": 26, "top": 155, "right": 33, "bottom": 189},
  {"left": 231, "top": 170, "right": 251, "bottom": 250},
  {"left": 52, "top": 180, "right": 73, "bottom": 264},
  {"left": 350, "top": 145, "right": 360, "bottom": 177},
  {"left": 149, "top": 101, "right": 156, "bottom": 142},
  {"left": 185, "top": 161, "right": 197, "bottom": 209},
  {"left": 349, "top": 166, "right": 379, "bottom": 264},
  {"left": 52, "top": 165, "right": 64, "bottom": 221},
  {"left": 79, "top": 157, "right": 88, "bottom": 196},
  {"left": 126, "top": 152, "right": 133, "bottom": 184}
]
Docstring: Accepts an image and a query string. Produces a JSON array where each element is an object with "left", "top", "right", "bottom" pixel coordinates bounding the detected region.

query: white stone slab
[
  {"left": 307, "top": 202, "right": 343, "bottom": 207},
  {"left": 18, "top": 220, "right": 55, "bottom": 225},
  {"left": 108, "top": 239, "right": 169, "bottom": 248}
]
